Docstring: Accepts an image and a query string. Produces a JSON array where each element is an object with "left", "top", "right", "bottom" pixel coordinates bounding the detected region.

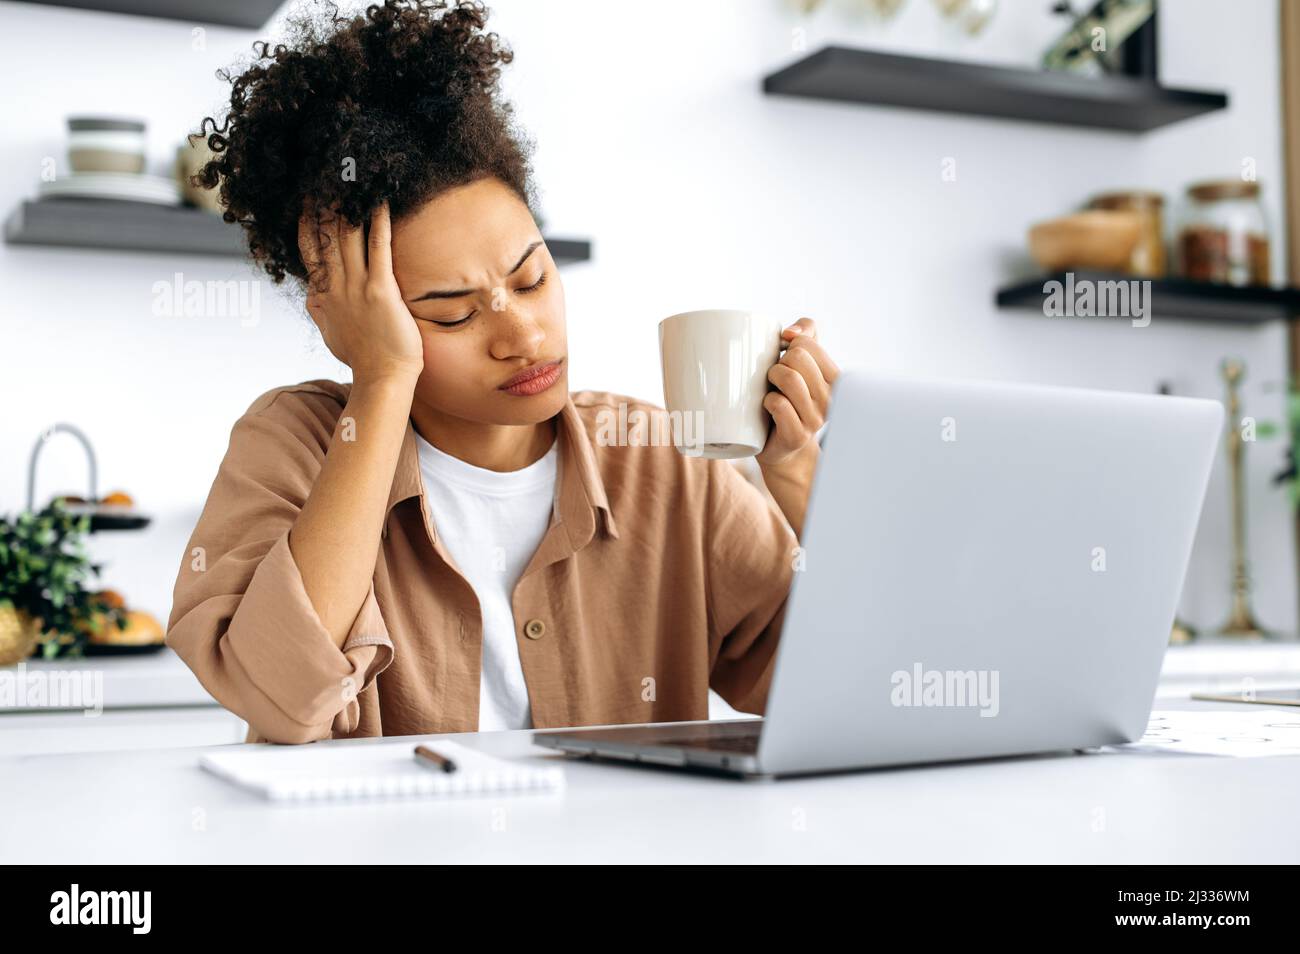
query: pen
[{"left": 414, "top": 744, "right": 458, "bottom": 774}]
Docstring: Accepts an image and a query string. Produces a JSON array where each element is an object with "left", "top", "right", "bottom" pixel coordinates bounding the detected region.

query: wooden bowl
[{"left": 1028, "top": 211, "right": 1142, "bottom": 272}]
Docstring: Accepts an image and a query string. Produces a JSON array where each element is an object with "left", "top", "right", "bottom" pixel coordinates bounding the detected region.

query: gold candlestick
[
  {"left": 1216, "top": 358, "right": 1277, "bottom": 640},
  {"left": 1169, "top": 617, "right": 1197, "bottom": 644},
  {"left": 1158, "top": 382, "right": 1199, "bottom": 644}
]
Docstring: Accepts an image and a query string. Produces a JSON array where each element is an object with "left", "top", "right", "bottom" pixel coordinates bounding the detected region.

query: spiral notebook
[{"left": 199, "top": 739, "right": 565, "bottom": 802}]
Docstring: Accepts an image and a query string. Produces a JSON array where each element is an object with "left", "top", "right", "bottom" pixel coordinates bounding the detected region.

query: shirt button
[{"left": 524, "top": 618, "right": 546, "bottom": 640}]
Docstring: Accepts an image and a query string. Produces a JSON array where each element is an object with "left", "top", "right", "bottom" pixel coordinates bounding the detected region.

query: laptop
[{"left": 533, "top": 371, "right": 1224, "bottom": 778}]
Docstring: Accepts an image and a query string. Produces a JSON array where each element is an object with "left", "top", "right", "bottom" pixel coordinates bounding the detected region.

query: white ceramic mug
[{"left": 658, "top": 309, "right": 785, "bottom": 459}]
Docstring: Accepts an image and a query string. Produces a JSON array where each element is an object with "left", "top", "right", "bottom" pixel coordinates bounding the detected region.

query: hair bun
[{"left": 192, "top": 0, "right": 536, "bottom": 286}]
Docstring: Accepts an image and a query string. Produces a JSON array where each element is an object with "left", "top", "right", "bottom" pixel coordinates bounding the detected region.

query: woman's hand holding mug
[
  {"left": 658, "top": 309, "right": 838, "bottom": 539},
  {"left": 756, "top": 318, "right": 840, "bottom": 469}
]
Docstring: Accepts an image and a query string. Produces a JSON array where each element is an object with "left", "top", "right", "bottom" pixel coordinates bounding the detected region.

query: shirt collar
[{"left": 385, "top": 391, "right": 619, "bottom": 546}]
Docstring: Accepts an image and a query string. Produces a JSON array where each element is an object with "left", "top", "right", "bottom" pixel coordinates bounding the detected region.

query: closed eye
[
  {"left": 426, "top": 312, "right": 476, "bottom": 327},
  {"left": 423, "top": 270, "right": 548, "bottom": 327},
  {"left": 517, "top": 270, "right": 548, "bottom": 294}
]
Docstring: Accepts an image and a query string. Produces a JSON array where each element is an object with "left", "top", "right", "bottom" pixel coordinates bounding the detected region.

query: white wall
[{"left": 0, "top": 0, "right": 1294, "bottom": 636}]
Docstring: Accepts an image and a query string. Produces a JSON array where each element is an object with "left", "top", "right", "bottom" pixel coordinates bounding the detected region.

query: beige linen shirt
[{"left": 166, "top": 380, "right": 798, "bottom": 744}]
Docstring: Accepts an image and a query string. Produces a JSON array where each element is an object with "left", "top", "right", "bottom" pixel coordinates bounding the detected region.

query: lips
[{"left": 499, "top": 359, "right": 562, "bottom": 390}]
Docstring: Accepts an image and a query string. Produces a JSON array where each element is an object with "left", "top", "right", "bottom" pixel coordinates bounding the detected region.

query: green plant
[
  {"left": 1270, "top": 386, "right": 1300, "bottom": 507},
  {"left": 0, "top": 501, "right": 125, "bottom": 659}
]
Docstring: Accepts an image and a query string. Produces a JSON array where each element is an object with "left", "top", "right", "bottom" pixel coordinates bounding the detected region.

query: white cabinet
[
  {"left": 0, "top": 707, "right": 247, "bottom": 756},
  {"left": 0, "top": 648, "right": 245, "bottom": 755}
]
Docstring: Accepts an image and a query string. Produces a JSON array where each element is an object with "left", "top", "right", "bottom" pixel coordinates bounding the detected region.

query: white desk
[{"left": 1, "top": 696, "right": 1297, "bottom": 864}]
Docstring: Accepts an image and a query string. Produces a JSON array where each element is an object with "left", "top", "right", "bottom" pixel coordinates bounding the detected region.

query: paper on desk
[
  {"left": 200, "top": 739, "right": 565, "bottom": 802},
  {"left": 1099, "top": 710, "right": 1300, "bottom": 758}
]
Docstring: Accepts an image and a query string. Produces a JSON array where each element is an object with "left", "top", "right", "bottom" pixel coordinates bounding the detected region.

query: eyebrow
[{"left": 407, "top": 240, "right": 544, "bottom": 302}]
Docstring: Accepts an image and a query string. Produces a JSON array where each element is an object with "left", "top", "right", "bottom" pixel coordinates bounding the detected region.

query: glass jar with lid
[{"left": 1175, "top": 180, "right": 1271, "bottom": 286}]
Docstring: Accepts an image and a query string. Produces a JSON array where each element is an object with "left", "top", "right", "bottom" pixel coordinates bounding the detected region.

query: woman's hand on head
[
  {"left": 756, "top": 318, "right": 840, "bottom": 469},
  {"left": 298, "top": 200, "right": 425, "bottom": 387}
]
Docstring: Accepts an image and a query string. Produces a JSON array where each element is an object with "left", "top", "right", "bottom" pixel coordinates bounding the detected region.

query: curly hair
[{"left": 192, "top": 0, "right": 538, "bottom": 285}]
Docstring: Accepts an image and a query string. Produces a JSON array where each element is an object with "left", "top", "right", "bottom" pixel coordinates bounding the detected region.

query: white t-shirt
[{"left": 413, "top": 430, "right": 558, "bottom": 732}]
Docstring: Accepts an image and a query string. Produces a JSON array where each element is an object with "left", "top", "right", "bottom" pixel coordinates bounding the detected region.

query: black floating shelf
[
  {"left": 542, "top": 238, "right": 592, "bottom": 267},
  {"left": 14, "top": 0, "right": 283, "bottom": 29},
  {"left": 5, "top": 198, "right": 244, "bottom": 256},
  {"left": 996, "top": 271, "right": 1300, "bottom": 324},
  {"left": 762, "top": 46, "right": 1228, "bottom": 132},
  {"left": 3, "top": 198, "right": 593, "bottom": 265}
]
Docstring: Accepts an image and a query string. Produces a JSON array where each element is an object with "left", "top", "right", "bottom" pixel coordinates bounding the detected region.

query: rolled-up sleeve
[
  {"left": 166, "top": 388, "right": 395, "bottom": 744},
  {"left": 703, "top": 457, "right": 798, "bottom": 715}
]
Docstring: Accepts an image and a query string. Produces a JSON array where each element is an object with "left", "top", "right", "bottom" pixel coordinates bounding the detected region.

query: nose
[{"left": 488, "top": 302, "right": 547, "bottom": 360}]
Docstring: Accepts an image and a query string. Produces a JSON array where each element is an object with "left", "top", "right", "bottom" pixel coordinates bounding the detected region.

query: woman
[{"left": 167, "top": 0, "right": 840, "bottom": 744}]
